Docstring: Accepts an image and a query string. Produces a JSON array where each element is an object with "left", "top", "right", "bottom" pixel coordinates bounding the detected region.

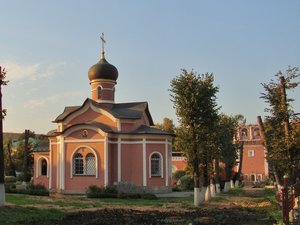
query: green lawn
[{"left": 0, "top": 188, "right": 282, "bottom": 225}]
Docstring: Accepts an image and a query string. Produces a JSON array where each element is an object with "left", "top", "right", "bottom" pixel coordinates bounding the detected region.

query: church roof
[
  {"left": 120, "top": 125, "right": 174, "bottom": 136},
  {"left": 54, "top": 98, "right": 154, "bottom": 125},
  {"left": 46, "top": 123, "right": 172, "bottom": 138}
]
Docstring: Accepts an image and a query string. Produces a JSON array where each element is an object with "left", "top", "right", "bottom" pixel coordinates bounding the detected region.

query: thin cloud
[
  {"left": 24, "top": 99, "right": 46, "bottom": 109},
  {"left": 23, "top": 91, "right": 85, "bottom": 109},
  {"left": 1, "top": 61, "right": 66, "bottom": 81}
]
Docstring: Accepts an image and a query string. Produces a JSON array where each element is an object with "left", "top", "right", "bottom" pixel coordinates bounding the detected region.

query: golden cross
[{"left": 100, "top": 33, "right": 106, "bottom": 53}]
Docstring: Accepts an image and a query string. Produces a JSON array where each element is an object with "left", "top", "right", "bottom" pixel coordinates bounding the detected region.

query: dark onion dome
[{"left": 88, "top": 52, "right": 118, "bottom": 81}]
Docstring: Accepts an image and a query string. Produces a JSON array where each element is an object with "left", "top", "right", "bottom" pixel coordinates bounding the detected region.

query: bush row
[
  {"left": 86, "top": 185, "right": 157, "bottom": 200},
  {"left": 5, "top": 183, "right": 49, "bottom": 196}
]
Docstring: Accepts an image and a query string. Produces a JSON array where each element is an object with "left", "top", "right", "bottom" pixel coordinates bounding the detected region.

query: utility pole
[{"left": 0, "top": 66, "right": 8, "bottom": 206}]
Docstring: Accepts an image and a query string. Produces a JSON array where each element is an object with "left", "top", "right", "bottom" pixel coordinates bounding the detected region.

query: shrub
[
  {"left": 6, "top": 183, "right": 49, "bottom": 196},
  {"left": 86, "top": 185, "right": 118, "bottom": 198},
  {"left": 26, "top": 183, "right": 49, "bottom": 196},
  {"left": 141, "top": 193, "right": 157, "bottom": 200},
  {"left": 4, "top": 183, "right": 16, "bottom": 193},
  {"left": 178, "top": 175, "right": 194, "bottom": 190},
  {"left": 118, "top": 192, "right": 141, "bottom": 199},
  {"left": 173, "top": 170, "right": 186, "bottom": 181},
  {"left": 172, "top": 185, "right": 181, "bottom": 192},
  {"left": 5, "top": 176, "right": 16, "bottom": 183}
]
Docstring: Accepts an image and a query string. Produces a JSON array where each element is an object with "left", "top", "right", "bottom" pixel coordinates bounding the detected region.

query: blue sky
[{"left": 1, "top": 0, "right": 299, "bottom": 134}]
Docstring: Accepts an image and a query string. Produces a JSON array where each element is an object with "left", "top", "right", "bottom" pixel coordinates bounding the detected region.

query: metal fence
[{"left": 277, "top": 176, "right": 300, "bottom": 225}]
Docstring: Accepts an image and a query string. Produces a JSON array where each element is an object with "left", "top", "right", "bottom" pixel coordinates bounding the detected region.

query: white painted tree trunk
[
  {"left": 194, "top": 187, "right": 201, "bottom": 207},
  {"left": 204, "top": 186, "right": 211, "bottom": 201},
  {"left": 194, "top": 186, "right": 206, "bottom": 206},
  {"left": 223, "top": 181, "right": 231, "bottom": 192},
  {"left": 230, "top": 180, "right": 235, "bottom": 189},
  {"left": 235, "top": 180, "right": 239, "bottom": 188},
  {"left": 0, "top": 183, "right": 5, "bottom": 206},
  {"left": 210, "top": 183, "right": 216, "bottom": 197},
  {"left": 216, "top": 183, "right": 221, "bottom": 193}
]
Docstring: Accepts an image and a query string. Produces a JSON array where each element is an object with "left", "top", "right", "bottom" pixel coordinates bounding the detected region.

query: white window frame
[
  {"left": 70, "top": 146, "right": 98, "bottom": 178},
  {"left": 36, "top": 156, "right": 49, "bottom": 178},
  {"left": 149, "top": 152, "right": 164, "bottom": 178},
  {"left": 248, "top": 149, "right": 255, "bottom": 157}
]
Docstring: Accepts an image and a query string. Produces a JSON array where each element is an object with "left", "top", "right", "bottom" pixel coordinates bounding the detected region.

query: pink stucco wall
[
  {"left": 121, "top": 144, "right": 143, "bottom": 185},
  {"left": 64, "top": 142, "right": 104, "bottom": 191},
  {"left": 109, "top": 143, "right": 118, "bottom": 185},
  {"left": 67, "top": 107, "right": 117, "bottom": 130},
  {"left": 146, "top": 143, "right": 166, "bottom": 186},
  {"left": 33, "top": 154, "right": 49, "bottom": 189}
]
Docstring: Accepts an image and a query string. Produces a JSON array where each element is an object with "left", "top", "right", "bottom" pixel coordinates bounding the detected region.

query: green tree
[
  {"left": 170, "top": 69, "right": 219, "bottom": 206},
  {"left": 217, "top": 114, "right": 243, "bottom": 189},
  {"left": 260, "top": 67, "right": 300, "bottom": 183},
  {"left": 4, "top": 137, "right": 16, "bottom": 177},
  {"left": 154, "top": 117, "right": 175, "bottom": 135}
]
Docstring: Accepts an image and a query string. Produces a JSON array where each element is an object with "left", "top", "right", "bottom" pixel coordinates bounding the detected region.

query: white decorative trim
[
  {"left": 97, "top": 100, "right": 115, "bottom": 104},
  {"left": 60, "top": 137, "right": 65, "bottom": 190},
  {"left": 90, "top": 79, "right": 117, "bottom": 84},
  {"left": 70, "top": 145, "right": 99, "bottom": 179},
  {"left": 64, "top": 103, "right": 90, "bottom": 124},
  {"left": 35, "top": 156, "right": 49, "bottom": 178},
  {"left": 64, "top": 139, "right": 105, "bottom": 143},
  {"left": 149, "top": 151, "right": 164, "bottom": 178},
  {"left": 104, "top": 137, "right": 108, "bottom": 186},
  {"left": 56, "top": 143, "right": 60, "bottom": 189},
  {"left": 116, "top": 119, "right": 121, "bottom": 131},
  {"left": 63, "top": 125, "right": 106, "bottom": 137},
  {"left": 117, "top": 138, "right": 121, "bottom": 182},
  {"left": 107, "top": 140, "right": 168, "bottom": 145},
  {"left": 90, "top": 104, "right": 116, "bottom": 122},
  {"left": 91, "top": 87, "right": 114, "bottom": 91},
  {"left": 142, "top": 111, "right": 150, "bottom": 126},
  {"left": 64, "top": 101, "right": 116, "bottom": 124},
  {"left": 49, "top": 142, "right": 52, "bottom": 189},
  {"left": 142, "top": 138, "right": 146, "bottom": 186}
]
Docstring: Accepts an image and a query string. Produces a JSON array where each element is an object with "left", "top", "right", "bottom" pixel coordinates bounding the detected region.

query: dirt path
[{"left": 27, "top": 188, "right": 278, "bottom": 225}]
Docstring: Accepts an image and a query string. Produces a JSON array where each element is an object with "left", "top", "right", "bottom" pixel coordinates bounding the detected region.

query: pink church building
[{"left": 33, "top": 46, "right": 173, "bottom": 194}]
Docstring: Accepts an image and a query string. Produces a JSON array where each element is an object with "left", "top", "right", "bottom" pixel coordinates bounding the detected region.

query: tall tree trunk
[
  {"left": 279, "top": 76, "right": 295, "bottom": 183},
  {"left": 257, "top": 116, "right": 282, "bottom": 189},
  {"left": 23, "top": 129, "right": 29, "bottom": 182},
  {"left": 7, "top": 141, "right": 16, "bottom": 177},
  {"left": 215, "top": 157, "right": 221, "bottom": 193},
  {"left": 0, "top": 67, "right": 5, "bottom": 206},
  {"left": 235, "top": 141, "right": 244, "bottom": 186}
]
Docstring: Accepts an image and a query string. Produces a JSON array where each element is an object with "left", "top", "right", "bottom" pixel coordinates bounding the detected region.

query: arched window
[
  {"left": 73, "top": 153, "right": 84, "bottom": 175},
  {"left": 86, "top": 153, "right": 96, "bottom": 175},
  {"left": 241, "top": 128, "right": 248, "bottom": 139},
  {"left": 97, "top": 86, "right": 102, "bottom": 99},
  {"left": 41, "top": 159, "right": 47, "bottom": 176},
  {"left": 253, "top": 128, "right": 260, "bottom": 139},
  {"left": 72, "top": 151, "right": 96, "bottom": 176},
  {"left": 151, "top": 153, "right": 162, "bottom": 177}
]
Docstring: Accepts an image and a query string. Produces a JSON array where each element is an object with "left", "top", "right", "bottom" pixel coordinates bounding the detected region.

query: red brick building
[
  {"left": 171, "top": 124, "right": 269, "bottom": 183},
  {"left": 236, "top": 124, "right": 269, "bottom": 182}
]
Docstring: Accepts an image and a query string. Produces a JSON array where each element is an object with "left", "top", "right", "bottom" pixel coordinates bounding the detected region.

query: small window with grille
[
  {"left": 86, "top": 153, "right": 96, "bottom": 175},
  {"left": 73, "top": 153, "right": 84, "bottom": 175},
  {"left": 41, "top": 159, "right": 47, "bottom": 176},
  {"left": 151, "top": 153, "right": 161, "bottom": 177},
  {"left": 72, "top": 151, "right": 96, "bottom": 176}
]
